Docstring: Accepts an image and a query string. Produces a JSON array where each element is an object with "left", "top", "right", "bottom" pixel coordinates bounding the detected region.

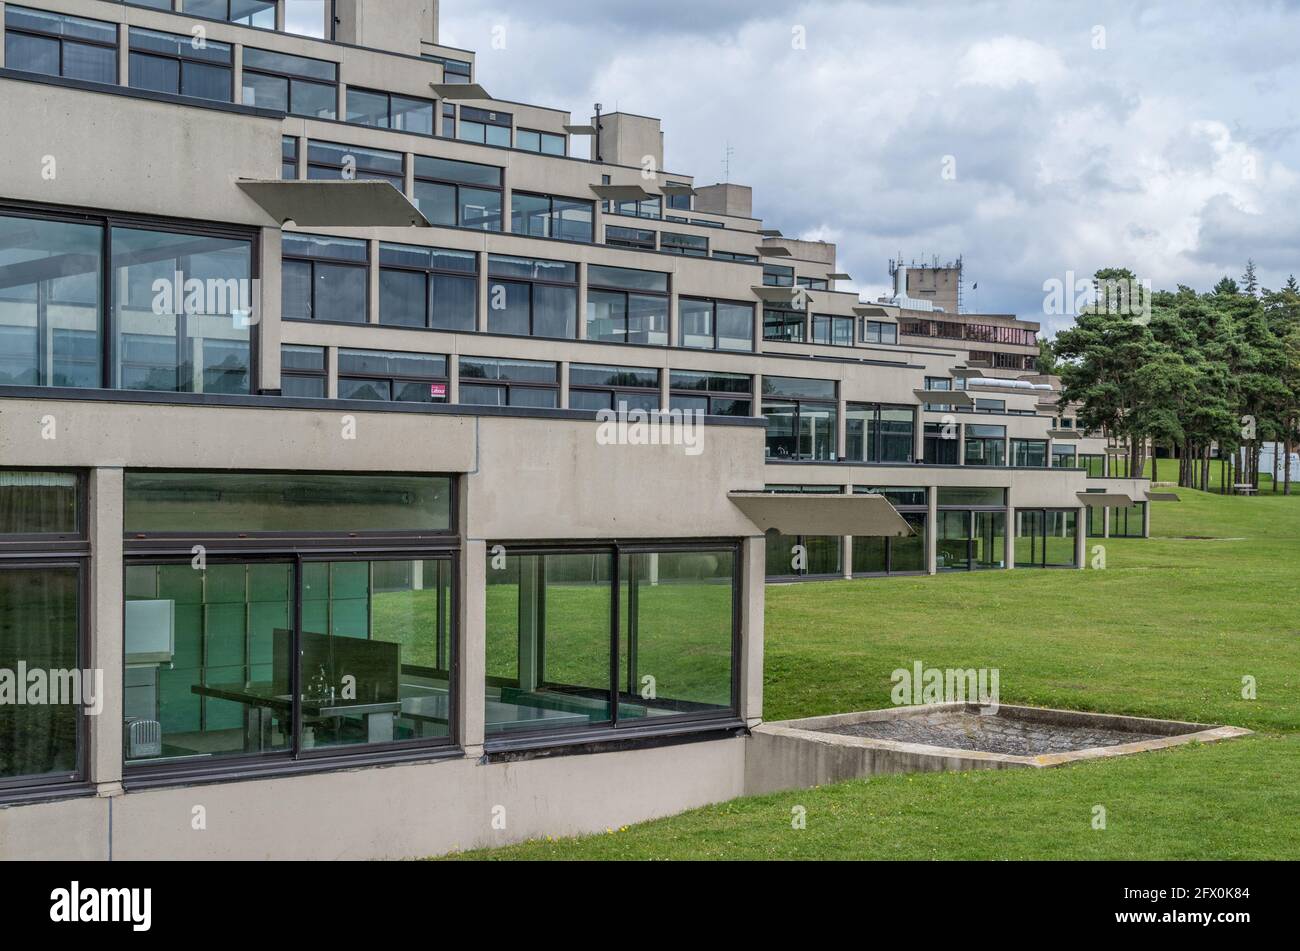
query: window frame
[
  {"left": 281, "top": 232, "right": 370, "bottom": 326},
  {"left": 567, "top": 363, "right": 661, "bottom": 412},
  {"left": 457, "top": 356, "right": 559, "bottom": 409},
  {"left": 345, "top": 86, "right": 436, "bottom": 137},
  {"left": 811, "top": 314, "right": 855, "bottom": 347},
  {"left": 377, "top": 242, "right": 479, "bottom": 332},
  {"left": 3, "top": 5, "right": 119, "bottom": 84},
  {"left": 510, "top": 191, "right": 595, "bottom": 244},
  {"left": 668, "top": 370, "right": 753, "bottom": 417},
  {"left": 485, "top": 255, "right": 578, "bottom": 340},
  {"left": 412, "top": 157, "right": 504, "bottom": 232},
  {"left": 240, "top": 46, "right": 338, "bottom": 119},
  {"left": 126, "top": 26, "right": 235, "bottom": 103},
  {"left": 336, "top": 348, "right": 450, "bottom": 405}
]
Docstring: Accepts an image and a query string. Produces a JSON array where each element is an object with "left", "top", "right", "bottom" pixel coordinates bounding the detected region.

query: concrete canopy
[
  {"left": 660, "top": 183, "right": 697, "bottom": 196},
  {"left": 913, "top": 388, "right": 974, "bottom": 406},
  {"left": 590, "top": 184, "right": 656, "bottom": 201},
  {"left": 430, "top": 82, "right": 492, "bottom": 100},
  {"left": 237, "top": 180, "right": 430, "bottom": 228},
  {"left": 1078, "top": 493, "right": 1135, "bottom": 507},
  {"left": 752, "top": 285, "right": 814, "bottom": 304},
  {"left": 729, "top": 492, "right": 913, "bottom": 537}
]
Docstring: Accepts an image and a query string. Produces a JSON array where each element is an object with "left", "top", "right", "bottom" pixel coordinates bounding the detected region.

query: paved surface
[{"left": 821, "top": 710, "right": 1166, "bottom": 756}]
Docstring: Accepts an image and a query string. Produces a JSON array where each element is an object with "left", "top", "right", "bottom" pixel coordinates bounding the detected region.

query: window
[
  {"left": 1052, "top": 445, "right": 1078, "bottom": 468},
  {"left": 241, "top": 47, "right": 337, "bottom": 118},
  {"left": 111, "top": 226, "right": 254, "bottom": 395},
  {"left": 679, "top": 297, "right": 754, "bottom": 351},
  {"left": 1111, "top": 503, "right": 1146, "bottom": 538},
  {"left": 973, "top": 397, "right": 1006, "bottom": 414},
  {"left": 0, "top": 472, "right": 85, "bottom": 792},
  {"left": 0, "top": 212, "right": 103, "bottom": 389},
  {"left": 184, "top": 0, "right": 276, "bottom": 28},
  {"left": 852, "top": 487, "right": 927, "bottom": 575},
  {"left": 1011, "top": 439, "right": 1049, "bottom": 468},
  {"left": 763, "top": 495, "right": 842, "bottom": 578},
  {"left": 281, "top": 136, "right": 299, "bottom": 180},
  {"left": 423, "top": 54, "right": 472, "bottom": 84},
  {"left": 610, "top": 196, "right": 662, "bottom": 220},
  {"left": 346, "top": 88, "right": 435, "bottom": 136},
  {"left": 936, "top": 506, "right": 1006, "bottom": 572},
  {"left": 660, "top": 231, "right": 708, "bottom": 257},
  {"left": 669, "top": 370, "right": 751, "bottom": 417},
  {"left": 922, "top": 375, "right": 954, "bottom": 411},
  {"left": 283, "top": 0, "right": 334, "bottom": 39},
  {"left": 811, "top": 314, "right": 854, "bottom": 347},
  {"left": 441, "top": 101, "right": 456, "bottom": 138},
  {"left": 484, "top": 545, "right": 737, "bottom": 737},
  {"left": 665, "top": 186, "right": 692, "bottom": 212},
  {"left": 713, "top": 251, "right": 760, "bottom": 263},
  {"left": 568, "top": 364, "right": 660, "bottom": 412},
  {"left": 585, "top": 265, "right": 668, "bottom": 345},
  {"left": 762, "top": 377, "right": 838, "bottom": 462},
  {"left": 458, "top": 356, "right": 558, "bottom": 409},
  {"left": 282, "top": 234, "right": 368, "bottom": 324},
  {"left": 1015, "top": 510, "right": 1077, "bottom": 568},
  {"left": 413, "top": 156, "right": 503, "bottom": 231},
  {"left": 863, "top": 320, "right": 897, "bottom": 345},
  {"left": 606, "top": 225, "right": 656, "bottom": 251},
  {"left": 4, "top": 6, "right": 117, "bottom": 84},
  {"left": 511, "top": 192, "right": 594, "bottom": 243},
  {"left": 923, "top": 422, "right": 959, "bottom": 465},
  {"left": 486, "top": 255, "right": 577, "bottom": 339},
  {"left": 762, "top": 263, "right": 794, "bottom": 287},
  {"left": 280, "top": 344, "right": 325, "bottom": 398},
  {"left": 763, "top": 306, "right": 806, "bottom": 342},
  {"left": 964, "top": 425, "right": 1007, "bottom": 467},
  {"left": 798, "top": 276, "right": 829, "bottom": 291},
  {"left": 307, "top": 141, "right": 405, "bottom": 189},
  {"left": 846, "top": 404, "right": 915, "bottom": 464},
  {"left": 458, "top": 106, "right": 511, "bottom": 147},
  {"left": 516, "top": 128, "right": 566, "bottom": 156},
  {"left": 337, "top": 349, "right": 448, "bottom": 403},
  {"left": 1080, "top": 453, "right": 1106, "bottom": 477},
  {"left": 378, "top": 243, "right": 477, "bottom": 332},
  {"left": 128, "top": 28, "right": 233, "bottom": 102}
]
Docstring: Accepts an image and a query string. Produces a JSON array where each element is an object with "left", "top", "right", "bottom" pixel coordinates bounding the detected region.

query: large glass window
[
  {"left": 1011, "top": 438, "right": 1049, "bottom": 468},
  {"left": 124, "top": 472, "right": 452, "bottom": 535},
  {"left": 485, "top": 546, "right": 737, "bottom": 737},
  {"left": 762, "top": 376, "right": 838, "bottom": 461},
  {"left": 111, "top": 226, "right": 254, "bottom": 395},
  {"left": 846, "top": 404, "right": 915, "bottom": 464},
  {"left": 765, "top": 534, "right": 841, "bottom": 579},
  {"left": 568, "top": 364, "right": 660, "bottom": 412},
  {"left": 937, "top": 495, "right": 1006, "bottom": 572},
  {"left": 347, "top": 88, "right": 435, "bottom": 136},
  {"left": 516, "top": 128, "right": 566, "bottom": 156},
  {"left": 1052, "top": 444, "right": 1078, "bottom": 468},
  {"left": 1015, "top": 509, "right": 1077, "bottom": 568},
  {"left": 964, "top": 424, "right": 1007, "bottom": 466},
  {"left": 128, "top": 28, "right": 234, "bottom": 102},
  {"left": 4, "top": 6, "right": 117, "bottom": 85},
  {"left": 605, "top": 225, "right": 656, "bottom": 251},
  {"left": 511, "top": 192, "right": 594, "bottom": 243},
  {"left": 413, "top": 157, "right": 503, "bottom": 231},
  {"left": 458, "top": 106, "right": 511, "bottom": 147},
  {"left": 241, "top": 47, "right": 337, "bottom": 118},
  {"left": 669, "top": 370, "right": 751, "bottom": 417},
  {"left": 862, "top": 320, "right": 897, "bottom": 345},
  {"left": 458, "top": 356, "right": 558, "bottom": 409},
  {"left": 763, "top": 306, "right": 807, "bottom": 343},
  {"left": 679, "top": 297, "right": 753, "bottom": 351},
  {"left": 486, "top": 255, "right": 577, "bottom": 339},
  {"left": 280, "top": 344, "right": 325, "bottom": 398},
  {"left": 307, "top": 141, "right": 404, "bottom": 189},
  {"left": 660, "top": 231, "right": 708, "bottom": 257},
  {"left": 851, "top": 487, "right": 926, "bottom": 576},
  {"left": 811, "top": 314, "right": 854, "bottom": 347},
  {"left": 585, "top": 265, "right": 668, "bottom": 346},
  {"left": 282, "top": 234, "right": 368, "bottom": 324},
  {"left": 923, "top": 422, "right": 959, "bottom": 465},
  {"left": 186, "top": 0, "right": 277, "bottom": 28},
  {"left": 378, "top": 243, "right": 477, "bottom": 332},
  {"left": 0, "top": 212, "right": 103, "bottom": 389},
  {"left": 337, "top": 349, "right": 448, "bottom": 404}
]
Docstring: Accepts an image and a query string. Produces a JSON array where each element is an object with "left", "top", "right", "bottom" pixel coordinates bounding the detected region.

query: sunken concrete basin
[{"left": 744, "top": 703, "right": 1251, "bottom": 796}]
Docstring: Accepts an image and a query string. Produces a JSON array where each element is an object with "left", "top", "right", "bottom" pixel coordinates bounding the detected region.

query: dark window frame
[
  {"left": 678, "top": 296, "right": 755, "bottom": 352},
  {"left": 241, "top": 45, "right": 338, "bottom": 119},
  {"left": 3, "top": 5, "right": 119, "bottom": 84},
  {"left": 412, "top": 158, "right": 504, "bottom": 232},
  {"left": 568, "top": 363, "right": 661, "bottom": 412},
  {"left": 345, "top": 86, "right": 436, "bottom": 137},
  {"left": 281, "top": 233, "right": 369, "bottom": 326},
  {"left": 336, "top": 347, "right": 449, "bottom": 404},
  {"left": 811, "top": 313, "right": 854, "bottom": 347},
  {"left": 126, "top": 25, "right": 235, "bottom": 103},
  {"left": 306, "top": 139, "right": 405, "bottom": 189},
  {"left": 668, "top": 370, "right": 752, "bottom": 417},
  {"left": 659, "top": 231, "right": 708, "bottom": 257},
  {"left": 377, "top": 242, "right": 479, "bottom": 332},
  {"left": 457, "top": 356, "right": 559, "bottom": 409},
  {"left": 510, "top": 191, "right": 595, "bottom": 244},
  {"left": 846, "top": 403, "right": 917, "bottom": 464},
  {"left": 485, "top": 256, "right": 578, "bottom": 340}
]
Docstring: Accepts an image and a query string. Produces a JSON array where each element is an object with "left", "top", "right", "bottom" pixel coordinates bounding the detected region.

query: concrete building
[{"left": 0, "top": 0, "right": 1150, "bottom": 858}]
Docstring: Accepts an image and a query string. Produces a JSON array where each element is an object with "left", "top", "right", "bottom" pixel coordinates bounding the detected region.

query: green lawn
[{"left": 447, "top": 486, "right": 1300, "bottom": 860}]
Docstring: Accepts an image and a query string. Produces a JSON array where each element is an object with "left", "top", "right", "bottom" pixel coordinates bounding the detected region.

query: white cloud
[{"left": 955, "top": 36, "right": 1068, "bottom": 89}]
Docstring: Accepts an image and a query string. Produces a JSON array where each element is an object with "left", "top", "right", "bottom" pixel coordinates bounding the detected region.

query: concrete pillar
[
  {"left": 752, "top": 372, "right": 763, "bottom": 418},
  {"left": 1005, "top": 495, "right": 1016, "bottom": 570},
  {"left": 337, "top": 82, "right": 348, "bottom": 124},
  {"left": 658, "top": 366, "right": 670, "bottom": 411},
  {"left": 739, "top": 535, "right": 766, "bottom": 727},
  {"left": 232, "top": 44, "right": 243, "bottom": 105},
  {"left": 576, "top": 262, "right": 588, "bottom": 340},
  {"left": 957, "top": 420, "right": 966, "bottom": 465},
  {"left": 926, "top": 485, "right": 938, "bottom": 576},
  {"left": 911, "top": 408, "right": 924, "bottom": 464},
  {"left": 275, "top": 0, "right": 287, "bottom": 31},
  {"left": 459, "top": 537, "right": 487, "bottom": 754},
  {"left": 841, "top": 485, "right": 853, "bottom": 580},
  {"left": 326, "top": 347, "right": 339, "bottom": 399},
  {"left": 1075, "top": 506, "right": 1088, "bottom": 570},
  {"left": 668, "top": 290, "right": 679, "bottom": 348},
  {"left": 559, "top": 362, "right": 570, "bottom": 408},
  {"left": 1103, "top": 507, "right": 1110, "bottom": 538},
  {"left": 477, "top": 261, "right": 490, "bottom": 333},
  {"left": 365, "top": 239, "right": 380, "bottom": 324},
  {"left": 117, "top": 24, "right": 128, "bottom": 86},
  {"left": 448, "top": 353, "right": 460, "bottom": 403},
  {"left": 258, "top": 227, "right": 282, "bottom": 393},
  {"left": 1142, "top": 500, "right": 1151, "bottom": 538},
  {"left": 836, "top": 398, "right": 847, "bottom": 461},
  {"left": 88, "top": 467, "right": 125, "bottom": 794},
  {"left": 0, "top": 5, "right": 6, "bottom": 70},
  {"left": 403, "top": 153, "right": 415, "bottom": 200}
]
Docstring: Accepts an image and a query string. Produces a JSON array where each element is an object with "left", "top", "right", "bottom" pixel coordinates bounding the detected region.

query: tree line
[{"left": 1046, "top": 264, "right": 1300, "bottom": 493}]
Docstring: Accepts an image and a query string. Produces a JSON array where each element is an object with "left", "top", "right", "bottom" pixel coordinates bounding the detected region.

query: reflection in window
[
  {"left": 241, "top": 47, "right": 337, "bottom": 118},
  {"left": 111, "top": 226, "right": 253, "bottom": 395},
  {"left": 4, "top": 6, "right": 118, "bottom": 84},
  {"left": 762, "top": 376, "right": 838, "bottom": 462},
  {"left": 0, "top": 213, "right": 103, "bottom": 389},
  {"left": 459, "top": 356, "right": 559, "bottom": 409},
  {"left": 378, "top": 243, "right": 477, "bottom": 332},
  {"left": 128, "top": 28, "right": 234, "bottom": 102},
  {"left": 511, "top": 192, "right": 594, "bottom": 243},
  {"left": 282, "top": 233, "right": 368, "bottom": 324}
]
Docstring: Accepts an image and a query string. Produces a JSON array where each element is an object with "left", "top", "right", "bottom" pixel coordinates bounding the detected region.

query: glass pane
[
  {"left": 585, "top": 289, "right": 626, "bottom": 343},
  {"left": 129, "top": 51, "right": 180, "bottom": 94},
  {"left": 314, "top": 264, "right": 367, "bottom": 323},
  {"left": 627, "top": 293, "right": 667, "bottom": 346},
  {"left": 716, "top": 302, "right": 753, "bottom": 351},
  {"left": 510, "top": 193, "right": 552, "bottom": 238},
  {"left": 485, "top": 552, "right": 613, "bottom": 735},
  {"left": 242, "top": 72, "right": 289, "bottom": 111},
  {"left": 346, "top": 88, "right": 390, "bottom": 128},
  {"left": 891, "top": 514, "right": 927, "bottom": 573},
  {"left": 763, "top": 403, "right": 797, "bottom": 460},
  {"left": 459, "top": 187, "right": 502, "bottom": 231},
  {"left": 0, "top": 213, "right": 103, "bottom": 388},
  {"left": 124, "top": 473, "right": 453, "bottom": 533},
  {"left": 1044, "top": 510, "right": 1077, "bottom": 566},
  {"left": 62, "top": 41, "right": 116, "bottom": 84},
  {"left": 124, "top": 562, "right": 292, "bottom": 764},
  {"left": 852, "top": 536, "right": 888, "bottom": 574},
  {"left": 290, "top": 80, "right": 338, "bottom": 120},
  {"left": 678, "top": 298, "right": 714, "bottom": 350},
  {"left": 0, "top": 566, "right": 80, "bottom": 780},
  {"left": 485, "top": 280, "right": 530, "bottom": 336},
  {"left": 431, "top": 274, "right": 476, "bottom": 331},
  {"left": 531, "top": 285, "right": 576, "bottom": 339},
  {"left": 5, "top": 33, "right": 61, "bottom": 77},
  {"left": 300, "top": 559, "right": 453, "bottom": 750},
  {"left": 617, "top": 551, "right": 734, "bottom": 719},
  {"left": 412, "top": 181, "right": 457, "bottom": 226},
  {"left": 379, "top": 269, "right": 426, "bottom": 328},
  {"left": 111, "top": 227, "right": 252, "bottom": 394},
  {"left": 0, "top": 471, "right": 78, "bottom": 535},
  {"left": 973, "top": 511, "right": 1006, "bottom": 569},
  {"left": 390, "top": 96, "right": 434, "bottom": 136},
  {"left": 936, "top": 510, "right": 971, "bottom": 571},
  {"left": 182, "top": 62, "right": 232, "bottom": 101},
  {"left": 1015, "top": 509, "right": 1044, "bottom": 568}
]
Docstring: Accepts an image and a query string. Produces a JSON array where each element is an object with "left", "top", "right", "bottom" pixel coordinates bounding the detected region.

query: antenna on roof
[{"left": 722, "top": 142, "right": 735, "bottom": 183}]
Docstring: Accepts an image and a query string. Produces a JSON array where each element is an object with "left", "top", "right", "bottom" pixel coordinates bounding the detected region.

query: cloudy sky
[{"left": 440, "top": 0, "right": 1300, "bottom": 336}]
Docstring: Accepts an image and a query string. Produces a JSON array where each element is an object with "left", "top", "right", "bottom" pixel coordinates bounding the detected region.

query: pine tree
[{"left": 1242, "top": 260, "right": 1260, "bottom": 297}]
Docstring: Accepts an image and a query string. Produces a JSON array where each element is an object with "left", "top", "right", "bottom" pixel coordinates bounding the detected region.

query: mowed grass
[{"left": 447, "top": 486, "right": 1300, "bottom": 860}]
